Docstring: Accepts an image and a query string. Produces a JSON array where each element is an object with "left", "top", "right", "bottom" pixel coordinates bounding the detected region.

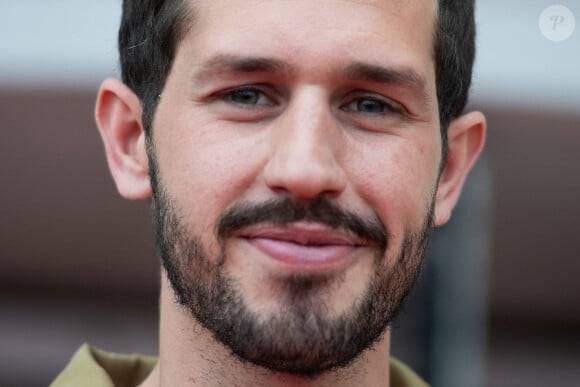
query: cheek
[
  {"left": 346, "top": 134, "right": 439, "bottom": 238},
  {"left": 152, "top": 108, "right": 268, "bottom": 234}
]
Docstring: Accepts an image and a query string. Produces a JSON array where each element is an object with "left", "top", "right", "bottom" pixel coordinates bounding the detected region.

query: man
[{"left": 53, "top": 0, "right": 485, "bottom": 386}]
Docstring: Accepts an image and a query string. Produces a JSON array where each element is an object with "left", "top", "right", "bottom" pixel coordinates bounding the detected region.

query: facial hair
[{"left": 149, "top": 156, "right": 434, "bottom": 376}]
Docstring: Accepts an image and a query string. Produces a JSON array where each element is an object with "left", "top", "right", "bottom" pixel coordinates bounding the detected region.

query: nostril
[{"left": 264, "top": 161, "right": 346, "bottom": 200}]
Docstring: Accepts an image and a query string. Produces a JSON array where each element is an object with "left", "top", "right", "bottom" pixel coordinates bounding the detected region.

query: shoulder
[
  {"left": 50, "top": 344, "right": 157, "bottom": 387},
  {"left": 390, "top": 357, "right": 430, "bottom": 387},
  {"left": 52, "top": 345, "right": 426, "bottom": 387}
]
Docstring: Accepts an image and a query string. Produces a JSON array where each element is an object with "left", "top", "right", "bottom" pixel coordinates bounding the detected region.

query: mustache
[{"left": 217, "top": 196, "right": 388, "bottom": 251}]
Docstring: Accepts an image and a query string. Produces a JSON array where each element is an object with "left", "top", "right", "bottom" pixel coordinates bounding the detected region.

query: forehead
[{"left": 177, "top": 0, "right": 437, "bottom": 85}]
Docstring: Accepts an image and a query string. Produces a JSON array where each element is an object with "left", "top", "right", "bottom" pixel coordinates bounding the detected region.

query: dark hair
[
  {"left": 119, "top": 0, "right": 476, "bottom": 156},
  {"left": 118, "top": 0, "right": 192, "bottom": 132},
  {"left": 435, "top": 0, "right": 476, "bottom": 158}
]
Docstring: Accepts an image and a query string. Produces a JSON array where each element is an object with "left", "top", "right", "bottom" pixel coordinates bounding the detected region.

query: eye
[
  {"left": 354, "top": 99, "right": 385, "bottom": 114},
  {"left": 341, "top": 96, "right": 402, "bottom": 115},
  {"left": 222, "top": 87, "right": 274, "bottom": 106}
]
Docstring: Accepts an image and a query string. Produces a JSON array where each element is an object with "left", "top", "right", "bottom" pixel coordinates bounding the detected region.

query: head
[
  {"left": 118, "top": 0, "right": 477, "bottom": 158},
  {"left": 96, "top": 0, "right": 485, "bottom": 377}
]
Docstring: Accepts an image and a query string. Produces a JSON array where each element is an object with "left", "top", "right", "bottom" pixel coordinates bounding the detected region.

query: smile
[{"left": 235, "top": 222, "right": 371, "bottom": 272}]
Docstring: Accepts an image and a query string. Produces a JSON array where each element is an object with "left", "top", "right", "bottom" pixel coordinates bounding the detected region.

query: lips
[{"left": 234, "top": 222, "right": 370, "bottom": 271}]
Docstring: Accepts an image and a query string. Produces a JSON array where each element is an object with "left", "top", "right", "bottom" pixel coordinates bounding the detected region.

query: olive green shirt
[{"left": 52, "top": 344, "right": 429, "bottom": 387}]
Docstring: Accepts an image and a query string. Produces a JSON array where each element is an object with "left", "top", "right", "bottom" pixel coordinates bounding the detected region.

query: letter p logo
[
  {"left": 550, "top": 15, "right": 566, "bottom": 30},
  {"left": 540, "top": 5, "right": 576, "bottom": 42}
]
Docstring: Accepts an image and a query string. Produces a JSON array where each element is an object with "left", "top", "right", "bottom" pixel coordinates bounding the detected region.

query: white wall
[
  {"left": 0, "top": 0, "right": 121, "bottom": 89},
  {"left": 473, "top": 0, "right": 579, "bottom": 113}
]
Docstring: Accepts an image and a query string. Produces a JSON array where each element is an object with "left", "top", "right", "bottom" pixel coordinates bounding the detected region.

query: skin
[{"left": 95, "top": 0, "right": 486, "bottom": 386}]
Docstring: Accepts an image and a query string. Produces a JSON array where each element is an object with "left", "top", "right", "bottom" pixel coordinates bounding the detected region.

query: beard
[{"left": 149, "top": 156, "right": 434, "bottom": 376}]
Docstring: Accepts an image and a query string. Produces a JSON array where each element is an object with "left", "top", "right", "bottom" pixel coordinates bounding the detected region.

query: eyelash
[
  {"left": 341, "top": 95, "right": 403, "bottom": 116},
  {"left": 213, "top": 86, "right": 403, "bottom": 117},
  {"left": 215, "top": 86, "right": 276, "bottom": 107}
]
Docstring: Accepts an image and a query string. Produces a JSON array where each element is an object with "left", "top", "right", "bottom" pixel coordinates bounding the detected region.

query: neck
[{"left": 141, "top": 275, "right": 391, "bottom": 387}]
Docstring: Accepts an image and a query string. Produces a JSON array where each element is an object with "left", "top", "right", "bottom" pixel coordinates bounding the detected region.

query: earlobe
[
  {"left": 95, "top": 78, "right": 152, "bottom": 200},
  {"left": 434, "top": 111, "right": 486, "bottom": 226}
]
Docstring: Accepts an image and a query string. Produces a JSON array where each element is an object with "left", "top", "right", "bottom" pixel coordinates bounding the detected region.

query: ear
[
  {"left": 95, "top": 78, "right": 151, "bottom": 199},
  {"left": 434, "top": 111, "right": 486, "bottom": 226}
]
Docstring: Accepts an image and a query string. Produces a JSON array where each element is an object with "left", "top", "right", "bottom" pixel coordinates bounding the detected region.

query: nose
[{"left": 263, "top": 88, "right": 347, "bottom": 200}]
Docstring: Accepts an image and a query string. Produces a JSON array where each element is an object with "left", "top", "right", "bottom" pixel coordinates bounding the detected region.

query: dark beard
[{"left": 149, "top": 157, "right": 433, "bottom": 376}]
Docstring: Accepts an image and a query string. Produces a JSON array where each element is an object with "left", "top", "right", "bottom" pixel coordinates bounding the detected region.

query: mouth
[{"left": 233, "top": 222, "right": 372, "bottom": 272}]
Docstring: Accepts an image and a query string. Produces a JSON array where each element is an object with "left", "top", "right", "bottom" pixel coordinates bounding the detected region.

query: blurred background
[{"left": 1, "top": 0, "right": 579, "bottom": 386}]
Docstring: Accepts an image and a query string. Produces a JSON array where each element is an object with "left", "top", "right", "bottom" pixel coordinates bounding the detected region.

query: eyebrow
[
  {"left": 342, "top": 62, "right": 430, "bottom": 100},
  {"left": 192, "top": 54, "right": 429, "bottom": 100},
  {"left": 192, "top": 54, "right": 291, "bottom": 84}
]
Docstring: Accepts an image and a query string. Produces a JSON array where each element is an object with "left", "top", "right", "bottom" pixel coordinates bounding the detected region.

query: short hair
[{"left": 119, "top": 0, "right": 475, "bottom": 157}]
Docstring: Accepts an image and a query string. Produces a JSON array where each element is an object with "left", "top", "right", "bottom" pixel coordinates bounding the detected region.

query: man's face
[{"left": 150, "top": 0, "right": 441, "bottom": 375}]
